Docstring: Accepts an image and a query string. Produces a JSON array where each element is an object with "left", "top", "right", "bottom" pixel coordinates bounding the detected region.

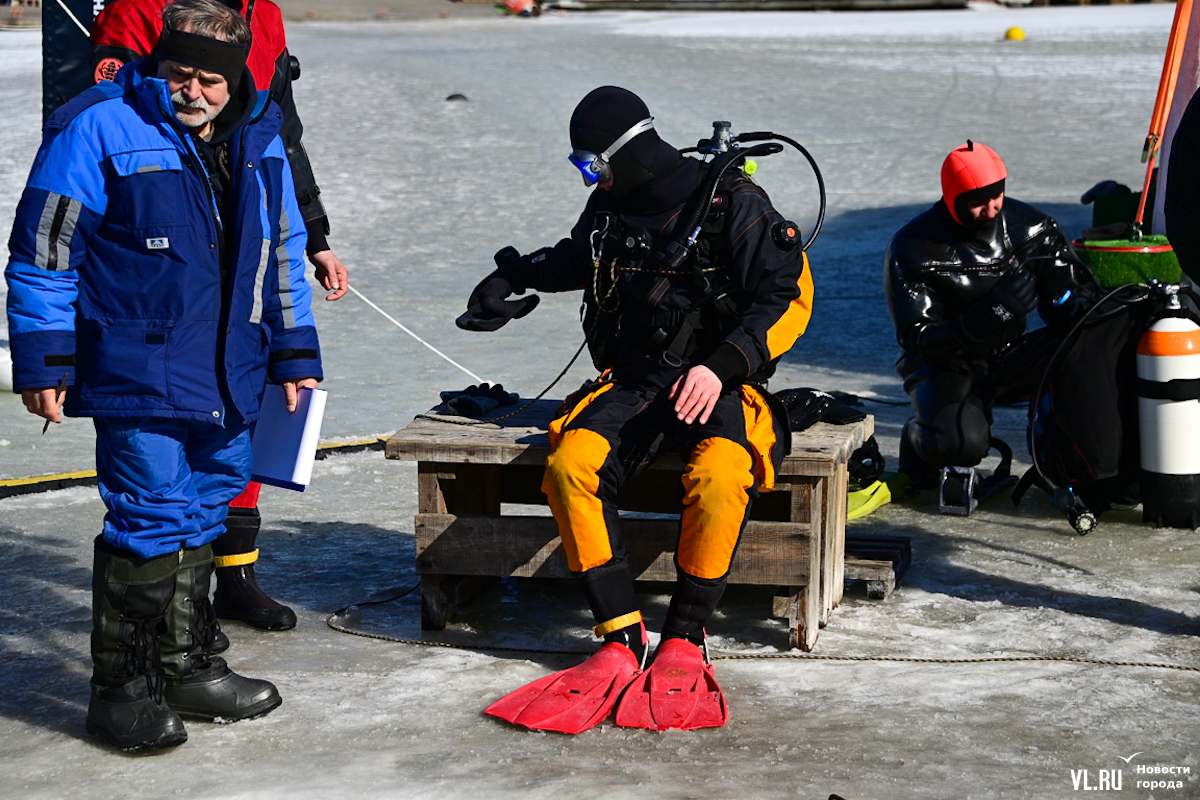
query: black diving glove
[
  {"left": 957, "top": 267, "right": 1038, "bottom": 345},
  {"left": 455, "top": 246, "right": 541, "bottom": 332},
  {"left": 1044, "top": 286, "right": 1094, "bottom": 328},
  {"left": 1040, "top": 259, "right": 1101, "bottom": 329},
  {"left": 440, "top": 383, "right": 519, "bottom": 417}
]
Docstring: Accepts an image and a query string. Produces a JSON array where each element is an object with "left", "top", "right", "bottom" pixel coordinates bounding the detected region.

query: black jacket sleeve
[
  {"left": 703, "top": 179, "right": 809, "bottom": 383},
  {"left": 269, "top": 49, "right": 329, "bottom": 255},
  {"left": 527, "top": 193, "right": 612, "bottom": 293},
  {"left": 884, "top": 246, "right": 968, "bottom": 363}
]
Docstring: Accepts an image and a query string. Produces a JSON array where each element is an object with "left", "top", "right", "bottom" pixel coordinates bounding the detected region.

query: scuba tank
[{"left": 1137, "top": 283, "right": 1200, "bottom": 529}]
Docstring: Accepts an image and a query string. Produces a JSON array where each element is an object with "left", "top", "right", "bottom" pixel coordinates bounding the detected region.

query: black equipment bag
[{"left": 1022, "top": 309, "right": 1145, "bottom": 513}]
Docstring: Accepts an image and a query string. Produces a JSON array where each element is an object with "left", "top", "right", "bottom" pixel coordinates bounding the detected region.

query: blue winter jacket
[{"left": 5, "top": 60, "right": 322, "bottom": 426}]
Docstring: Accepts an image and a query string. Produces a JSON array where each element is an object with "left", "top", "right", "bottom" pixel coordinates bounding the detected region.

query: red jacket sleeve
[{"left": 90, "top": 0, "right": 163, "bottom": 83}]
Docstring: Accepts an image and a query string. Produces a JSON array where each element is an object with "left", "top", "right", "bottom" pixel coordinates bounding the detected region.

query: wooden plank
[
  {"left": 419, "top": 462, "right": 501, "bottom": 515},
  {"left": 386, "top": 400, "right": 873, "bottom": 479},
  {"left": 772, "top": 587, "right": 799, "bottom": 619},
  {"left": 846, "top": 535, "right": 912, "bottom": 571},
  {"left": 814, "top": 473, "right": 834, "bottom": 628},
  {"left": 414, "top": 513, "right": 812, "bottom": 585},
  {"left": 843, "top": 534, "right": 911, "bottom": 600},
  {"left": 844, "top": 557, "right": 896, "bottom": 581},
  {"left": 769, "top": 586, "right": 814, "bottom": 652},
  {"left": 417, "top": 465, "right": 448, "bottom": 515},
  {"left": 830, "top": 461, "right": 849, "bottom": 611},
  {"left": 781, "top": 475, "right": 821, "bottom": 642},
  {"left": 791, "top": 594, "right": 816, "bottom": 652}
]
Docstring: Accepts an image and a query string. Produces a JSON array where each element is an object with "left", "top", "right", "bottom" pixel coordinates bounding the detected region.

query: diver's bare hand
[{"left": 669, "top": 366, "right": 721, "bottom": 425}]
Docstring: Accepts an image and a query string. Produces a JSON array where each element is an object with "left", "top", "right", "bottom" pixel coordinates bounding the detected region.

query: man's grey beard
[{"left": 171, "top": 90, "right": 227, "bottom": 130}]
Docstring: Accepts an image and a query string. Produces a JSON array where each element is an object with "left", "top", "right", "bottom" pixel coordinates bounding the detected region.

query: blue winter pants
[{"left": 94, "top": 415, "right": 253, "bottom": 558}]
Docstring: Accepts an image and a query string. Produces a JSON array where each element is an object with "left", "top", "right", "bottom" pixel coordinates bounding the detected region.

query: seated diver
[
  {"left": 884, "top": 141, "right": 1098, "bottom": 513},
  {"left": 457, "top": 86, "right": 813, "bottom": 732}
]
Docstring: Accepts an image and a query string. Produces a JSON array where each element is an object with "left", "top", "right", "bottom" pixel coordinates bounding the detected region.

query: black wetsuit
[{"left": 884, "top": 198, "right": 1089, "bottom": 472}]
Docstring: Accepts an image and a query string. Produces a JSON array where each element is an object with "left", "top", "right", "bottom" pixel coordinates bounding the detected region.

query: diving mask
[{"left": 567, "top": 117, "right": 655, "bottom": 187}]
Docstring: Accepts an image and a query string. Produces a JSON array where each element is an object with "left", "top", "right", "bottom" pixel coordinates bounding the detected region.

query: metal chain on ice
[{"left": 325, "top": 597, "right": 1200, "bottom": 673}]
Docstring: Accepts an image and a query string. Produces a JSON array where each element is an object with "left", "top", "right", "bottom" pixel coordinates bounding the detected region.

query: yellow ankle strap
[
  {"left": 593, "top": 611, "right": 643, "bottom": 638},
  {"left": 213, "top": 549, "right": 259, "bottom": 568}
]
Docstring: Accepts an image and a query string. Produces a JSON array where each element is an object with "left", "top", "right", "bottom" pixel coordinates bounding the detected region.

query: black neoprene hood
[{"left": 569, "top": 86, "right": 681, "bottom": 198}]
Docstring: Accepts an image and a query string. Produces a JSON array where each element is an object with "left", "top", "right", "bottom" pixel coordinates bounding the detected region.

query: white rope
[
  {"left": 347, "top": 284, "right": 487, "bottom": 385},
  {"left": 54, "top": 0, "right": 92, "bottom": 38}
]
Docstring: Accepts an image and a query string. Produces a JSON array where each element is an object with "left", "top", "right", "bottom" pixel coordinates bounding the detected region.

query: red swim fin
[
  {"left": 484, "top": 642, "right": 641, "bottom": 734},
  {"left": 614, "top": 638, "right": 728, "bottom": 731}
]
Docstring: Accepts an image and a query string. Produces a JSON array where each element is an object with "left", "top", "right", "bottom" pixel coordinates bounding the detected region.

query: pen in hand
[{"left": 42, "top": 372, "right": 69, "bottom": 435}]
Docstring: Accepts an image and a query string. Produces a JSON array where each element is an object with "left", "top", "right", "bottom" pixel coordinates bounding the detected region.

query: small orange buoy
[
  {"left": 504, "top": 0, "right": 535, "bottom": 15},
  {"left": 1005, "top": 27, "right": 1025, "bottom": 41}
]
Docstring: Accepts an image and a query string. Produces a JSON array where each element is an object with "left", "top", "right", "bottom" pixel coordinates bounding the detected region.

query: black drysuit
[
  {"left": 884, "top": 198, "right": 1090, "bottom": 472},
  {"left": 524, "top": 157, "right": 812, "bottom": 645}
]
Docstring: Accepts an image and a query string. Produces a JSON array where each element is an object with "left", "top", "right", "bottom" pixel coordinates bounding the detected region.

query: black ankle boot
[
  {"left": 899, "top": 420, "right": 939, "bottom": 494},
  {"left": 161, "top": 544, "right": 282, "bottom": 722},
  {"left": 212, "top": 508, "right": 297, "bottom": 630},
  {"left": 660, "top": 571, "right": 727, "bottom": 647},
  {"left": 87, "top": 538, "right": 188, "bottom": 752},
  {"left": 578, "top": 559, "right": 647, "bottom": 665}
]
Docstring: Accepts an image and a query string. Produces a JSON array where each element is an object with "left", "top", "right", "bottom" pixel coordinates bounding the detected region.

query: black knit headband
[{"left": 156, "top": 27, "right": 249, "bottom": 89}]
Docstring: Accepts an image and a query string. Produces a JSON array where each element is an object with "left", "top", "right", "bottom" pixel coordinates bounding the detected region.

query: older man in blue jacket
[{"left": 5, "top": 0, "right": 321, "bottom": 752}]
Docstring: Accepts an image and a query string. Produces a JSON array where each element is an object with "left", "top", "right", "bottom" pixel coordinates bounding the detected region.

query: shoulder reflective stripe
[
  {"left": 34, "top": 194, "right": 83, "bottom": 272},
  {"left": 249, "top": 236, "right": 271, "bottom": 324},
  {"left": 275, "top": 197, "right": 296, "bottom": 329}
]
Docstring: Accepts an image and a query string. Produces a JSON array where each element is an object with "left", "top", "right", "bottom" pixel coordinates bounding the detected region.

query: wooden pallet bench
[{"left": 385, "top": 399, "right": 873, "bottom": 651}]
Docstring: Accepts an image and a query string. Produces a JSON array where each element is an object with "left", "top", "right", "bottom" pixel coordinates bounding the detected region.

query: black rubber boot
[
  {"left": 161, "top": 544, "right": 282, "bottom": 722},
  {"left": 578, "top": 558, "right": 646, "bottom": 665},
  {"left": 86, "top": 537, "right": 188, "bottom": 752},
  {"left": 212, "top": 507, "right": 297, "bottom": 630},
  {"left": 660, "top": 570, "right": 727, "bottom": 647},
  {"left": 207, "top": 627, "right": 230, "bottom": 656},
  {"left": 898, "top": 420, "right": 940, "bottom": 494}
]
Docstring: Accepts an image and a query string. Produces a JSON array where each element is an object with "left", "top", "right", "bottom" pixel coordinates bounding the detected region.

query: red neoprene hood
[{"left": 941, "top": 141, "right": 1007, "bottom": 225}]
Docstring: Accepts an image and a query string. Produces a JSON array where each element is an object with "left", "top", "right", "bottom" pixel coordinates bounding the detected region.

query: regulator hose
[
  {"left": 678, "top": 129, "right": 828, "bottom": 253},
  {"left": 657, "top": 142, "right": 784, "bottom": 271},
  {"left": 735, "top": 131, "right": 827, "bottom": 251}
]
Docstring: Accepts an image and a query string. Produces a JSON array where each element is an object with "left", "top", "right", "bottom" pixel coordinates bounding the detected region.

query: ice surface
[{"left": 1, "top": 7, "right": 1198, "bottom": 799}]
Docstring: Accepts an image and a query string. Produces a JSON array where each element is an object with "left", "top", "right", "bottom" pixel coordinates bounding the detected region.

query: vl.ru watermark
[{"left": 1070, "top": 754, "right": 1192, "bottom": 792}]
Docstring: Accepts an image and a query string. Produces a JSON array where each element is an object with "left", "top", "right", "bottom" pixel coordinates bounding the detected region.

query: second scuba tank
[{"left": 1137, "top": 313, "right": 1200, "bottom": 529}]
